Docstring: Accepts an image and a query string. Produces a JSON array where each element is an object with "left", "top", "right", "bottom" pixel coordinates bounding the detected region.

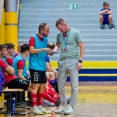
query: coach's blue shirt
[{"left": 29, "top": 34, "right": 48, "bottom": 71}]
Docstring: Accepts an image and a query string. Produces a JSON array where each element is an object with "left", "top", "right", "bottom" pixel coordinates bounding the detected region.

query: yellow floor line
[{"left": 66, "top": 86, "right": 117, "bottom": 104}]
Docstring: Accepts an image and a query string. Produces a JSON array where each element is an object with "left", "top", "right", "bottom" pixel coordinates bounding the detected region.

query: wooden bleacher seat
[{"left": 0, "top": 88, "right": 29, "bottom": 115}]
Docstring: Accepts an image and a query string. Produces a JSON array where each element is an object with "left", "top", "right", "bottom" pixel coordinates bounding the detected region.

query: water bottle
[{"left": 11, "top": 97, "right": 16, "bottom": 112}]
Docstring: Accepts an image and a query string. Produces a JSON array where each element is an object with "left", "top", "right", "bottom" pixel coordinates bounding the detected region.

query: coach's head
[{"left": 55, "top": 18, "right": 69, "bottom": 33}]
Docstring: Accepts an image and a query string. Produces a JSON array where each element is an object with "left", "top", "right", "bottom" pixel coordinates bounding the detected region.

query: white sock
[
  {"left": 33, "top": 106, "right": 37, "bottom": 109},
  {"left": 38, "top": 105, "right": 42, "bottom": 110}
]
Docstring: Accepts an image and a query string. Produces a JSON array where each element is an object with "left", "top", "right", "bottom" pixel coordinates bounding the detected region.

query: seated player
[
  {"left": 2, "top": 48, "right": 13, "bottom": 66},
  {"left": 99, "top": 2, "right": 114, "bottom": 29},
  {"left": 18, "top": 42, "right": 25, "bottom": 53},
  {"left": 5, "top": 43, "right": 19, "bottom": 59},
  {"left": 12, "top": 44, "right": 30, "bottom": 80},
  {"left": 43, "top": 80, "right": 60, "bottom": 107},
  {"left": 0, "top": 44, "right": 32, "bottom": 91},
  {"left": 46, "top": 42, "right": 59, "bottom": 93}
]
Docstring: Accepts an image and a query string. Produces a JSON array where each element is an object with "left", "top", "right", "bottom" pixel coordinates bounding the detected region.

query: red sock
[
  {"left": 30, "top": 93, "right": 37, "bottom": 106},
  {"left": 48, "top": 90, "right": 60, "bottom": 99},
  {"left": 37, "top": 93, "right": 44, "bottom": 106},
  {"left": 43, "top": 93, "right": 56, "bottom": 104}
]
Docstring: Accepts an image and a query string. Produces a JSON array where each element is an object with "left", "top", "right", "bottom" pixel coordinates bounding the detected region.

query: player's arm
[
  {"left": 30, "top": 46, "right": 49, "bottom": 54},
  {"left": 0, "top": 60, "right": 15, "bottom": 74},
  {"left": 56, "top": 33, "right": 60, "bottom": 49},
  {"left": 5, "top": 66, "right": 15, "bottom": 75},
  {"left": 18, "top": 69, "right": 27, "bottom": 80},
  {"left": 107, "top": 10, "right": 112, "bottom": 14},
  {"left": 17, "top": 60, "right": 27, "bottom": 80},
  {"left": 46, "top": 62, "right": 53, "bottom": 72},
  {"left": 78, "top": 42, "right": 85, "bottom": 61},
  {"left": 99, "top": 10, "right": 108, "bottom": 15},
  {"left": 29, "top": 37, "right": 51, "bottom": 54}
]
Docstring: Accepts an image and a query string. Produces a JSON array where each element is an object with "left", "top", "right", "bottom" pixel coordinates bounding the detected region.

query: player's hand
[
  {"left": 4, "top": 71, "right": 9, "bottom": 76},
  {"left": 104, "top": 9, "right": 108, "bottom": 12},
  {"left": 77, "top": 62, "right": 82, "bottom": 70},
  {"left": 44, "top": 48, "right": 51, "bottom": 52}
]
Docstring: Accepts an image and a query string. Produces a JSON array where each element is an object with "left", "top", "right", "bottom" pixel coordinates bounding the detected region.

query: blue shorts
[{"left": 103, "top": 14, "right": 109, "bottom": 24}]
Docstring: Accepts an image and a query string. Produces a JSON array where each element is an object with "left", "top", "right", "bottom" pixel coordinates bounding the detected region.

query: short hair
[
  {"left": 103, "top": 2, "right": 109, "bottom": 6},
  {"left": 0, "top": 44, "right": 6, "bottom": 51},
  {"left": 55, "top": 18, "right": 66, "bottom": 27},
  {"left": 21, "top": 44, "right": 29, "bottom": 53},
  {"left": 47, "top": 42, "right": 55, "bottom": 50},
  {"left": 5, "top": 43, "right": 14, "bottom": 49},
  {"left": 38, "top": 23, "right": 47, "bottom": 33}
]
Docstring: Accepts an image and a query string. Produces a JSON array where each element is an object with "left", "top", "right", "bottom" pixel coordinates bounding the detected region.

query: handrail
[
  {"left": 0, "top": 0, "right": 4, "bottom": 25},
  {"left": 17, "top": 0, "right": 21, "bottom": 25}
]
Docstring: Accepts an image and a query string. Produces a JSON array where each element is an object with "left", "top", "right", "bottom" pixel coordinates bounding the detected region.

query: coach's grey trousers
[{"left": 58, "top": 58, "right": 78, "bottom": 107}]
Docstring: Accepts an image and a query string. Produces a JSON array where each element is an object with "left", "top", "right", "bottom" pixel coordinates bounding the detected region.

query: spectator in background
[
  {"left": 18, "top": 42, "right": 25, "bottom": 53},
  {"left": 99, "top": 2, "right": 114, "bottom": 29},
  {"left": 12, "top": 44, "right": 30, "bottom": 80},
  {"left": 5, "top": 43, "right": 19, "bottom": 59}
]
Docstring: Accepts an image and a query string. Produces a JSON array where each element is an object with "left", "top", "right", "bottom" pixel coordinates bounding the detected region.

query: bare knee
[
  {"left": 100, "top": 15, "right": 103, "bottom": 19},
  {"left": 32, "top": 84, "right": 40, "bottom": 93},
  {"left": 109, "top": 15, "right": 112, "bottom": 18},
  {"left": 49, "top": 72, "right": 55, "bottom": 80}
]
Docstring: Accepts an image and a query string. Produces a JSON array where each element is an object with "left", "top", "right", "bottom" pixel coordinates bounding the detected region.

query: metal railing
[
  {"left": 17, "top": 0, "right": 21, "bottom": 24},
  {"left": 0, "top": 0, "right": 4, "bottom": 25}
]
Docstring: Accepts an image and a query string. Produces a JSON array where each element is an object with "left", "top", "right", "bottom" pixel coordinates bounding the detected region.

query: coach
[{"left": 55, "top": 19, "right": 85, "bottom": 114}]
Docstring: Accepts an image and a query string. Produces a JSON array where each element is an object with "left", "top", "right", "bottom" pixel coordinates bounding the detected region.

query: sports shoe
[
  {"left": 55, "top": 105, "right": 65, "bottom": 114},
  {"left": 55, "top": 98, "right": 60, "bottom": 107},
  {"left": 108, "top": 24, "right": 114, "bottom": 29},
  {"left": 33, "top": 107, "right": 43, "bottom": 115},
  {"left": 100, "top": 24, "right": 104, "bottom": 29},
  {"left": 64, "top": 105, "right": 74, "bottom": 115},
  {"left": 41, "top": 107, "right": 51, "bottom": 114}
]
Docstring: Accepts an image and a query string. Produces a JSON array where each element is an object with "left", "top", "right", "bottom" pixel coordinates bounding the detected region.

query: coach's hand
[
  {"left": 77, "top": 62, "right": 82, "bottom": 70},
  {"left": 44, "top": 48, "right": 51, "bottom": 52}
]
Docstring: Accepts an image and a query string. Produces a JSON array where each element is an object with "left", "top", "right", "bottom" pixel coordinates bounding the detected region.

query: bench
[{"left": 0, "top": 88, "right": 29, "bottom": 115}]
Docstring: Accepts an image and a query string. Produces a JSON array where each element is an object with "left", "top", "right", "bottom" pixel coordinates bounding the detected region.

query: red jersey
[{"left": 0, "top": 59, "right": 16, "bottom": 86}]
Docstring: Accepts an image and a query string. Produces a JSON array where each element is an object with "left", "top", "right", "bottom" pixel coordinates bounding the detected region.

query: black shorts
[
  {"left": 29, "top": 69, "right": 47, "bottom": 84},
  {"left": 7, "top": 78, "right": 30, "bottom": 91},
  {"left": 25, "top": 76, "right": 31, "bottom": 80}
]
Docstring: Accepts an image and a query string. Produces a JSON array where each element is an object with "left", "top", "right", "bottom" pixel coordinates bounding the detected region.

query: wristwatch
[{"left": 79, "top": 60, "right": 83, "bottom": 63}]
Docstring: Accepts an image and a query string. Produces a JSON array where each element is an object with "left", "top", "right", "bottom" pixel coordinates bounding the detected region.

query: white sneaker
[
  {"left": 33, "top": 107, "right": 43, "bottom": 115},
  {"left": 64, "top": 105, "right": 74, "bottom": 115},
  {"left": 41, "top": 107, "right": 51, "bottom": 114},
  {"left": 55, "top": 105, "right": 65, "bottom": 114},
  {"left": 42, "top": 100, "right": 55, "bottom": 106}
]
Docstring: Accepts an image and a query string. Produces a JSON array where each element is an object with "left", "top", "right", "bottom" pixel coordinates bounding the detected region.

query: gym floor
[{"left": 0, "top": 82, "right": 117, "bottom": 117}]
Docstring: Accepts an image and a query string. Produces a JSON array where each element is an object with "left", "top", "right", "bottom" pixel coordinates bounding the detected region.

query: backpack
[{"left": 0, "top": 71, "right": 5, "bottom": 95}]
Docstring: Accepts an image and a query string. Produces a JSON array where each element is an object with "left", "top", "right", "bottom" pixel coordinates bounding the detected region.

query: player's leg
[
  {"left": 108, "top": 15, "right": 113, "bottom": 29},
  {"left": 46, "top": 72, "right": 56, "bottom": 91},
  {"left": 30, "top": 69, "right": 43, "bottom": 114},
  {"left": 99, "top": 15, "right": 104, "bottom": 29},
  {"left": 37, "top": 71, "right": 51, "bottom": 114}
]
